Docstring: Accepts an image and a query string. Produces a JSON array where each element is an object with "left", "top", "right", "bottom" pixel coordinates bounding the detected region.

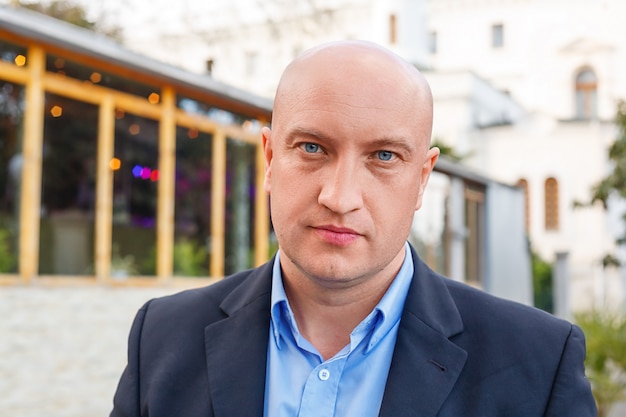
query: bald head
[{"left": 273, "top": 40, "right": 433, "bottom": 146}]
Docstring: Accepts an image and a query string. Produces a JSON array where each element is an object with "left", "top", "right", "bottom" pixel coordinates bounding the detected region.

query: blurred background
[{"left": 0, "top": 0, "right": 625, "bottom": 416}]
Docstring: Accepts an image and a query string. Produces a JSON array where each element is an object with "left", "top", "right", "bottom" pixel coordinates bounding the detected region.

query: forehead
[
  {"left": 273, "top": 74, "right": 424, "bottom": 149},
  {"left": 272, "top": 44, "right": 431, "bottom": 143}
]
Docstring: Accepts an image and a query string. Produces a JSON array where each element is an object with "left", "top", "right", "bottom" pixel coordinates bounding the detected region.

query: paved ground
[
  {"left": 2, "top": 285, "right": 625, "bottom": 417},
  {"left": 0, "top": 285, "right": 180, "bottom": 417}
]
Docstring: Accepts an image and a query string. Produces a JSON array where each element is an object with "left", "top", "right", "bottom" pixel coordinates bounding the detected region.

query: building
[
  {"left": 0, "top": 5, "right": 532, "bottom": 416},
  {"left": 113, "top": 0, "right": 626, "bottom": 312},
  {"left": 0, "top": 4, "right": 531, "bottom": 306},
  {"left": 426, "top": 0, "right": 626, "bottom": 312},
  {"left": 117, "top": 0, "right": 533, "bottom": 303},
  {"left": 0, "top": 5, "right": 273, "bottom": 285}
]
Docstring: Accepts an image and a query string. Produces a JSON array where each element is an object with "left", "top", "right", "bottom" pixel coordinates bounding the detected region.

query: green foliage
[
  {"left": 110, "top": 244, "right": 138, "bottom": 278},
  {"left": 575, "top": 100, "right": 626, "bottom": 266},
  {"left": 136, "top": 239, "right": 208, "bottom": 277},
  {"left": 0, "top": 228, "right": 16, "bottom": 273},
  {"left": 576, "top": 311, "right": 626, "bottom": 417},
  {"left": 173, "top": 239, "right": 207, "bottom": 277},
  {"left": 431, "top": 139, "right": 467, "bottom": 162},
  {"left": 11, "top": 0, "right": 123, "bottom": 41},
  {"left": 531, "top": 251, "right": 553, "bottom": 313},
  {"left": 589, "top": 101, "right": 626, "bottom": 210}
]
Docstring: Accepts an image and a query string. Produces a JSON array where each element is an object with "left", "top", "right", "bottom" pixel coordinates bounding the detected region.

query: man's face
[{"left": 263, "top": 55, "right": 437, "bottom": 290}]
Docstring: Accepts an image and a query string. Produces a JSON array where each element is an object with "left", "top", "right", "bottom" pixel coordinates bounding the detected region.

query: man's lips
[{"left": 313, "top": 225, "right": 362, "bottom": 246}]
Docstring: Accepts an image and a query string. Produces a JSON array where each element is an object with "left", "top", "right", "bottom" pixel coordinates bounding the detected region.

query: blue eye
[
  {"left": 303, "top": 143, "right": 320, "bottom": 153},
  {"left": 377, "top": 150, "right": 394, "bottom": 161}
]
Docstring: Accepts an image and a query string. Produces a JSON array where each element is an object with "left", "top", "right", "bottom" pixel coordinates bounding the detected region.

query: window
[
  {"left": 174, "top": 127, "right": 213, "bottom": 277},
  {"left": 409, "top": 171, "right": 451, "bottom": 275},
  {"left": 428, "top": 31, "right": 438, "bottom": 54},
  {"left": 491, "top": 23, "right": 504, "bottom": 48},
  {"left": 0, "top": 80, "right": 24, "bottom": 274},
  {"left": 39, "top": 94, "right": 98, "bottom": 275},
  {"left": 575, "top": 68, "right": 597, "bottom": 119},
  {"left": 245, "top": 52, "right": 257, "bottom": 77},
  {"left": 464, "top": 184, "right": 485, "bottom": 286},
  {"left": 389, "top": 14, "right": 397, "bottom": 44},
  {"left": 224, "top": 138, "right": 258, "bottom": 275},
  {"left": 544, "top": 177, "right": 559, "bottom": 231},
  {"left": 111, "top": 112, "right": 160, "bottom": 277},
  {"left": 516, "top": 179, "right": 529, "bottom": 232}
]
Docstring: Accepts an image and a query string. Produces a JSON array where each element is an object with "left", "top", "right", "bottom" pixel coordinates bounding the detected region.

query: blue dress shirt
[{"left": 263, "top": 242, "right": 414, "bottom": 417}]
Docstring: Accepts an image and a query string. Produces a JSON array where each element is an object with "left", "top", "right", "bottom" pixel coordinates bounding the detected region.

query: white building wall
[
  {"left": 104, "top": 0, "right": 430, "bottom": 99},
  {"left": 471, "top": 118, "right": 623, "bottom": 310},
  {"left": 426, "top": 0, "right": 626, "bottom": 120}
]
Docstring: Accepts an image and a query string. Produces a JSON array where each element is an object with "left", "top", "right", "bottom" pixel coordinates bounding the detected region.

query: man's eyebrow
[
  {"left": 368, "top": 137, "right": 417, "bottom": 155},
  {"left": 284, "top": 127, "right": 330, "bottom": 144}
]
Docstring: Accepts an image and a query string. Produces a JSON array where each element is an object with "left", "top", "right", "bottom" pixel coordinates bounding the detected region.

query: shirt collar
[{"left": 269, "top": 242, "right": 414, "bottom": 353}]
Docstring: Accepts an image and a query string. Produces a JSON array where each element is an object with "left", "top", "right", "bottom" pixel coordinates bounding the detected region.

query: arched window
[
  {"left": 544, "top": 177, "right": 559, "bottom": 231},
  {"left": 575, "top": 68, "right": 597, "bottom": 119},
  {"left": 515, "top": 178, "right": 529, "bottom": 232}
]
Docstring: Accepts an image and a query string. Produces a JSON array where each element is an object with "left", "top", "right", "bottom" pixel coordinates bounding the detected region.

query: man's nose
[{"left": 317, "top": 160, "right": 364, "bottom": 214}]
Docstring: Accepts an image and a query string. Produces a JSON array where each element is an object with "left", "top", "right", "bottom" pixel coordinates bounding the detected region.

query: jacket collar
[
  {"left": 204, "top": 261, "right": 273, "bottom": 417},
  {"left": 378, "top": 246, "right": 467, "bottom": 417},
  {"left": 204, "top": 246, "right": 467, "bottom": 417}
]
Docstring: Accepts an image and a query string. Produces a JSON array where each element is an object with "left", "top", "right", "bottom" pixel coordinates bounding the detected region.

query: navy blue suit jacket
[{"left": 111, "top": 247, "right": 597, "bottom": 416}]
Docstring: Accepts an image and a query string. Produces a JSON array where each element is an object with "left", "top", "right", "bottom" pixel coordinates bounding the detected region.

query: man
[{"left": 110, "top": 41, "right": 597, "bottom": 416}]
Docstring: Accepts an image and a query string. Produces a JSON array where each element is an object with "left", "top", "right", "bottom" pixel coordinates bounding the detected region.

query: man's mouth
[{"left": 313, "top": 225, "right": 361, "bottom": 246}]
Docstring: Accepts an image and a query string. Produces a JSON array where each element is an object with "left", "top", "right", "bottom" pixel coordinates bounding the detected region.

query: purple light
[{"left": 141, "top": 167, "right": 151, "bottom": 180}]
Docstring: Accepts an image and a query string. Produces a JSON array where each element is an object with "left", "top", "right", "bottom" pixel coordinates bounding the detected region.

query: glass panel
[
  {"left": 39, "top": 94, "right": 97, "bottom": 275},
  {"left": 428, "top": 31, "right": 437, "bottom": 54},
  {"left": 409, "top": 171, "right": 450, "bottom": 275},
  {"left": 464, "top": 185, "right": 485, "bottom": 285},
  {"left": 111, "top": 111, "right": 159, "bottom": 277},
  {"left": 576, "top": 70, "right": 597, "bottom": 84},
  {"left": 174, "top": 126, "right": 212, "bottom": 277},
  {"left": 0, "top": 81, "right": 24, "bottom": 273},
  {"left": 177, "top": 96, "right": 261, "bottom": 130},
  {"left": 0, "top": 39, "right": 27, "bottom": 67},
  {"left": 492, "top": 24, "right": 504, "bottom": 48},
  {"left": 224, "top": 138, "right": 257, "bottom": 275},
  {"left": 45, "top": 54, "right": 158, "bottom": 99}
]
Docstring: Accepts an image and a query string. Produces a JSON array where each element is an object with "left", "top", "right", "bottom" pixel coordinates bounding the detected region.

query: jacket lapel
[
  {"left": 204, "top": 261, "right": 273, "bottom": 417},
  {"left": 379, "top": 249, "right": 467, "bottom": 417},
  {"left": 202, "top": 250, "right": 467, "bottom": 417}
]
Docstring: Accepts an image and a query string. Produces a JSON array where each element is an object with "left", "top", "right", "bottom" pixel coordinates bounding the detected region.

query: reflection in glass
[
  {"left": 575, "top": 69, "right": 597, "bottom": 119},
  {"left": 39, "top": 94, "right": 97, "bottom": 275},
  {"left": 178, "top": 96, "right": 262, "bottom": 131},
  {"left": 174, "top": 126, "right": 212, "bottom": 276},
  {"left": 0, "top": 81, "right": 24, "bottom": 273},
  {"left": 225, "top": 138, "right": 257, "bottom": 275},
  {"left": 45, "top": 54, "right": 158, "bottom": 100},
  {"left": 410, "top": 171, "right": 450, "bottom": 275},
  {"left": 0, "top": 39, "right": 27, "bottom": 67},
  {"left": 111, "top": 112, "right": 159, "bottom": 277}
]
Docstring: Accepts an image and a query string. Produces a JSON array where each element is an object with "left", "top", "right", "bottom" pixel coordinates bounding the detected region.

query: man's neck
[{"left": 281, "top": 256, "right": 404, "bottom": 360}]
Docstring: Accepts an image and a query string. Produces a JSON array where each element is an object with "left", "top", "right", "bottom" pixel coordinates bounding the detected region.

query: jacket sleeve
[
  {"left": 110, "top": 302, "right": 150, "bottom": 417},
  {"left": 544, "top": 324, "right": 598, "bottom": 417}
]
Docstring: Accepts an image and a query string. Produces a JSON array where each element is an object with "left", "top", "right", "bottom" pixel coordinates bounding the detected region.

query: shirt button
[{"left": 318, "top": 369, "right": 330, "bottom": 381}]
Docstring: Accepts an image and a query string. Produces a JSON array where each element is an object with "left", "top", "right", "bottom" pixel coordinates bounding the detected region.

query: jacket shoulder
[
  {"left": 141, "top": 261, "right": 273, "bottom": 331},
  {"left": 443, "top": 277, "right": 569, "bottom": 334}
]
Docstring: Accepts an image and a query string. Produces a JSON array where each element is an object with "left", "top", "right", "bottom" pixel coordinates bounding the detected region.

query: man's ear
[
  {"left": 415, "top": 146, "right": 440, "bottom": 211},
  {"left": 262, "top": 126, "right": 273, "bottom": 193}
]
